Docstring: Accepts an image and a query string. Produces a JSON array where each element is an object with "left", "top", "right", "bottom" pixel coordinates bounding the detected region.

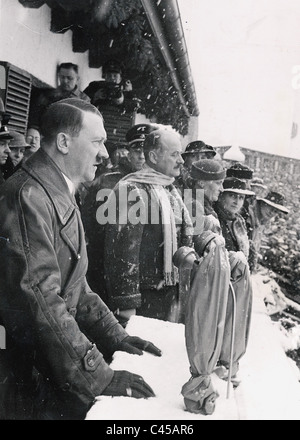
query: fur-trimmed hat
[
  {"left": 226, "top": 162, "right": 253, "bottom": 180},
  {"left": 257, "top": 191, "right": 289, "bottom": 214},
  {"left": 222, "top": 177, "right": 255, "bottom": 196},
  {"left": 191, "top": 159, "right": 226, "bottom": 181},
  {"left": 182, "top": 140, "right": 216, "bottom": 157}
]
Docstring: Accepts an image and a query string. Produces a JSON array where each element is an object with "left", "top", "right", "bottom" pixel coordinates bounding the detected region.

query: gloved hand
[
  {"left": 116, "top": 336, "right": 162, "bottom": 357},
  {"left": 102, "top": 370, "right": 155, "bottom": 398}
]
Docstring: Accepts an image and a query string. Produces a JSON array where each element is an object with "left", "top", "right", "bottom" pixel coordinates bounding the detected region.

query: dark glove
[
  {"left": 102, "top": 370, "right": 155, "bottom": 399},
  {"left": 116, "top": 336, "right": 162, "bottom": 357}
]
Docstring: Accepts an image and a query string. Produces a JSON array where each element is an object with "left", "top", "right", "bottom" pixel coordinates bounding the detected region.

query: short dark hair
[
  {"left": 40, "top": 98, "right": 102, "bottom": 144},
  {"left": 58, "top": 63, "right": 79, "bottom": 74}
]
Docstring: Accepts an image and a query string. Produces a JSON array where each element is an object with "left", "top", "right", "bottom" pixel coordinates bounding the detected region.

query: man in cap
[
  {"left": 0, "top": 113, "right": 13, "bottom": 184},
  {"left": 0, "top": 98, "right": 161, "bottom": 420},
  {"left": 176, "top": 140, "right": 217, "bottom": 192},
  {"left": 246, "top": 191, "right": 289, "bottom": 273},
  {"left": 84, "top": 59, "right": 134, "bottom": 108},
  {"left": 103, "top": 127, "right": 193, "bottom": 326}
]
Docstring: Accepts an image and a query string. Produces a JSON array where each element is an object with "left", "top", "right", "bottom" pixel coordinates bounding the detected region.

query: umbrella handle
[{"left": 226, "top": 281, "right": 237, "bottom": 399}]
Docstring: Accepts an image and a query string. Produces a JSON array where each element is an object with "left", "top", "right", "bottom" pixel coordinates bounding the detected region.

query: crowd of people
[{"left": 0, "top": 60, "right": 291, "bottom": 420}]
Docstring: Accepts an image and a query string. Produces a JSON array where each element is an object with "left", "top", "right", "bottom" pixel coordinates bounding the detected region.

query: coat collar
[{"left": 22, "top": 149, "right": 76, "bottom": 225}]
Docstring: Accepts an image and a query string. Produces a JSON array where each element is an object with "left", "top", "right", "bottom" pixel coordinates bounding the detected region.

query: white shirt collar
[{"left": 61, "top": 172, "right": 75, "bottom": 196}]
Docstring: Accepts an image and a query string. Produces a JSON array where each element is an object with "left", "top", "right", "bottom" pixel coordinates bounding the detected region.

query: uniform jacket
[{"left": 0, "top": 149, "right": 127, "bottom": 415}]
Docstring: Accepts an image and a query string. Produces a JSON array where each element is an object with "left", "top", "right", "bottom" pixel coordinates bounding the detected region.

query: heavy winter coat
[
  {"left": 104, "top": 179, "right": 193, "bottom": 312},
  {"left": 0, "top": 149, "right": 127, "bottom": 418}
]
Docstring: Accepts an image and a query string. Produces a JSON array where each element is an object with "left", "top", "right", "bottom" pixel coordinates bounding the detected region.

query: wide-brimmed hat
[
  {"left": 257, "top": 191, "right": 289, "bottom": 214},
  {"left": 9, "top": 130, "right": 31, "bottom": 148},
  {"left": 226, "top": 162, "right": 253, "bottom": 180},
  {"left": 191, "top": 159, "right": 226, "bottom": 181},
  {"left": 182, "top": 140, "right": 216, "bottom": 157},
  {"left": 126, "top": 124, "right": 156, "bottom": 149},
  {"left": 222, "top": 177, "right": 255, "bottom": 196}
]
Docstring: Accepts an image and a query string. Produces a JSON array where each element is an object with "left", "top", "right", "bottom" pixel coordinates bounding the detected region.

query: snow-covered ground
[{"left": 86, "top": 269, "right": 300, "bottom": 421}]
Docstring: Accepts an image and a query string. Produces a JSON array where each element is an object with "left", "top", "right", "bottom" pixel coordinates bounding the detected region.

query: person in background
[
  {"left": 103, "top": 127, "right": 193, "bottom": 326},
  {"left": 2, "top": 130, "right": 31, "bottom": 179},
  {"left": 225, "top": 162, "right": 253, "bottom": 190},
  {"left": 84, "top": 59, "right": 134, "bottom": 109},
  {"left": 109, "top": 142, "right": 129, "bottom": 168},
  {"left": 246, "top": 191, "right": 289, "bottom": 273},
  {"left": 175, "top": 140, "right": 217, "bottom": 192},
  {"left": 173, "top": 162, "right": 252, "bottom": 414},
  {"left": 25, "top": 125, "right": 41, "bottom": 160},
  {"left": 214, "top": 177, "right": 255, "bottom": 261},
  {"left": 0, "top": 98, "right": 161, "bottom": 420},
  {"left": 30, "top": 63, "right": 90, "bottom": 126},
  {"left": 184, "top": 163, "right": 254, "bottom": 383},
  {"left": 0, "top": 114, "right": 13, "bottom": 185},
  {"left": 80, "top": 123, "right": 156, "bottom": 305}
]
